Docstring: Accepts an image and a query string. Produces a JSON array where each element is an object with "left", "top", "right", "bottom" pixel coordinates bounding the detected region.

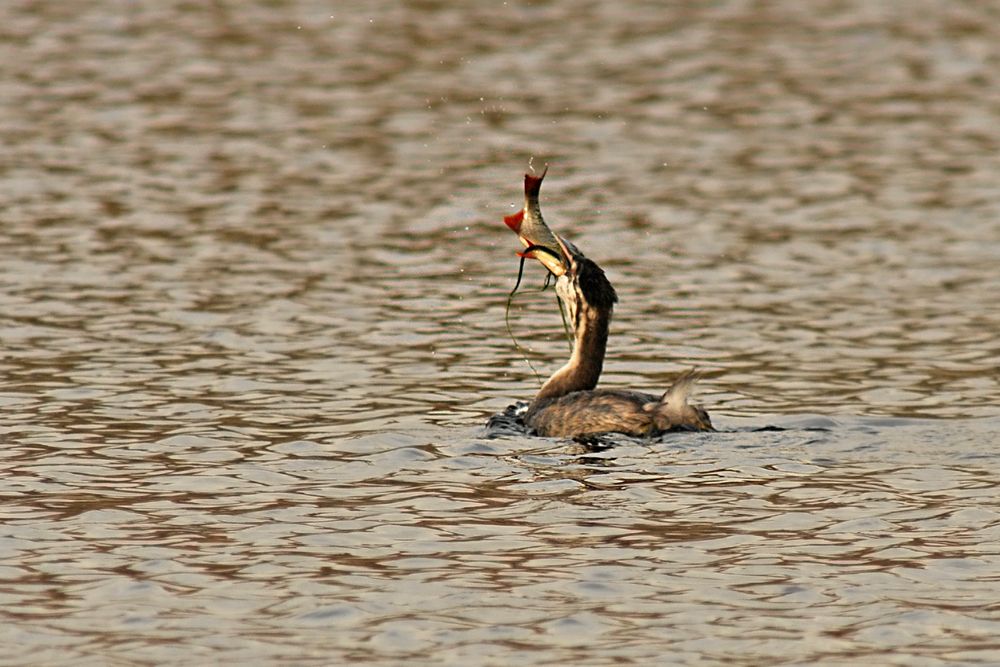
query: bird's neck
[{"left": 532, "top": 305, "right": 610, "bottom": 405}]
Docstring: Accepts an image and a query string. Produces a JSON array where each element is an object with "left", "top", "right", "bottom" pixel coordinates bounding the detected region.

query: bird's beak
[
  {"left": 516, "top": 240, "right": 569, "bottom": 277},
  {"left": 517, "top": 244, "right": 566, "bottom": 275}
]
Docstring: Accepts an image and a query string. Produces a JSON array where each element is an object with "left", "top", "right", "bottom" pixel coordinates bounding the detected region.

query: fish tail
[{"left": 523, "top": 165, "right": 548, "bottom": 204}]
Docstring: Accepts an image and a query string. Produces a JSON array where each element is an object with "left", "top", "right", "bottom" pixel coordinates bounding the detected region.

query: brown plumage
[
  {"left": 504, "top": 170, "right": 712, "bottom": 439},
  {"left": 522, "top": 252, "right": 712, "bottom": 438},
  {"left": 527, "top": 370, "right": 711, "bottom": 438}
]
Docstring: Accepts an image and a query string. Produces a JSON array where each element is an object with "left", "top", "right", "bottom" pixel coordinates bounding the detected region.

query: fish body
[{"left": 503, "top": 168, "right": 568, "bottom": 276}]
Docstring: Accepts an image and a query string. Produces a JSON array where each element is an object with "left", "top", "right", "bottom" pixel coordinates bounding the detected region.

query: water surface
[{"left": 2, "top": 0, "right": 999, "bottom": 664}]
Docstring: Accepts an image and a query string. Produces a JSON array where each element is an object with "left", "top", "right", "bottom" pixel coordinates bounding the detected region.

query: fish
[{"left": 503, "top": 167, "right": 570, "bottom": 277}]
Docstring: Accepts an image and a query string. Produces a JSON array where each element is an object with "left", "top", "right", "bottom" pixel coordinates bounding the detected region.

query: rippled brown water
[{"left": 2, "top": 0, "right": 1000, "bottom": 664}]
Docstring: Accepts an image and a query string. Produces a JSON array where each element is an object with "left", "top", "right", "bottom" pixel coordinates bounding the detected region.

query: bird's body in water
[{"left": 500, "top": 170, "right": 712, "bottom": 439}]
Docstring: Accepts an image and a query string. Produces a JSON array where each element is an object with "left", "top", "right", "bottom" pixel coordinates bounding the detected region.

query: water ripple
[{"left": 3, "top": 0, "right": 1000, "bottom": 664}]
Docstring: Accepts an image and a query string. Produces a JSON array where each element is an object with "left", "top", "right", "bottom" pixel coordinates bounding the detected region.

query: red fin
[
  {"left": 523, "top": 165, "right": 548, "bottom": 199},
  {"left": 503, "top": 209, "right": 524, "bottom": 232}
]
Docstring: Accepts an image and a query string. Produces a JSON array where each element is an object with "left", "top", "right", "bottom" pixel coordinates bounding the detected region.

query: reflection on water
[{"left": 2, "top": 0, "right": 999, "bottom": 664}]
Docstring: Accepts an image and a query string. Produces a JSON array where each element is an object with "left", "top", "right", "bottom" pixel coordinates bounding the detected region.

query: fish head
[{"left": 515, "top": 234, "right": 575, "bottom": 278}]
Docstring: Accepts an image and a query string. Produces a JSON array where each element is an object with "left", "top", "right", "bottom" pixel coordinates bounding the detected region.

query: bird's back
[
  {"left": 525, "top": 373, "right": 712, "bottom": 438},
  {"left": 526, "top": 389, "right": 659, "bottom": 438}
]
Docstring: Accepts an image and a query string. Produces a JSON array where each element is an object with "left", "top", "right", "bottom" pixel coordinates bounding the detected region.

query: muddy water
[{"left": 2, "top": 0, "right": 1000, "bottom": 664}]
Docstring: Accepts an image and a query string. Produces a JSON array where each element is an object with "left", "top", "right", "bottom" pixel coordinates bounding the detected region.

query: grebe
[{"left": 501, "top": 170, "right": 712, "bottom": 439}]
